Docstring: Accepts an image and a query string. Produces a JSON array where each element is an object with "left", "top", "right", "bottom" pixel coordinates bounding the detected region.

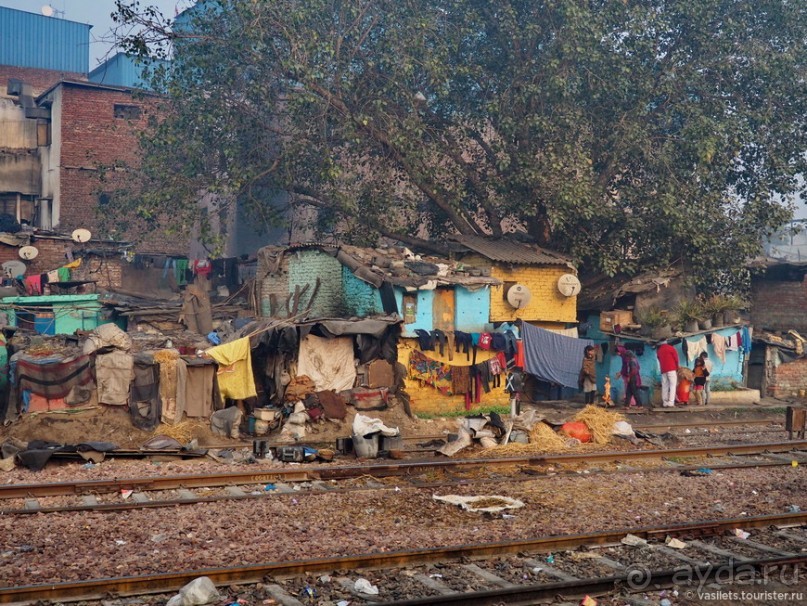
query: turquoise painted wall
[
  {"left": 342, "top": 267, "right": 383, "bottom": 316},
  {"left": 399, "top": 288, "right": 434, "bottom": 337},
  {"left": 585, "top": 313, "right": 746, "bottom": 404},
  {"left": 1, "top": 295, "right": 104, "bottom": 336},
  {"left": 288, "top": 250, "right": 345, "bottom": 316},
  {"left": 455, "top": 286, "right": 491, "bottom": 332}
]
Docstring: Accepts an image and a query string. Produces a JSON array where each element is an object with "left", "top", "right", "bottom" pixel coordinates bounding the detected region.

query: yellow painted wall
[
  {"left": 398, "top": 339, "right": 510, "bottom": 415},
  {"left": 488, "top": 264, "right": 578, "bottom": 323}
]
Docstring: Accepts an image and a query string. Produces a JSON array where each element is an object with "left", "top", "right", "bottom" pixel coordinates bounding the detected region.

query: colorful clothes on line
[{"left": 408, "top": 349, "right": 452, "bottom": 395}]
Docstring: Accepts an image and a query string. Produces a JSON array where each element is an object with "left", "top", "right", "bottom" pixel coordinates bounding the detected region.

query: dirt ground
[
  {"left": 0, "top": 397, "right": 460, "bottom": 450},
  {"left": 0, "top": 392, "right": 788, "bottom": 451}
]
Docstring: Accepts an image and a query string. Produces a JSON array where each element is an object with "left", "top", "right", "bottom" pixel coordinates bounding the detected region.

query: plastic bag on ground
[
  {"left": 352, "top": 413, "right": 399, "bottom": 438},
  {"left": 354, "top": 578, "right": 379, "bottom": 595},
  {"left": 433, "top": 494, "right": 525, "bottom": 513}
]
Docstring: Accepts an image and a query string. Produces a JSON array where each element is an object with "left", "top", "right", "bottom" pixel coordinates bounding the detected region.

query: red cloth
[
  {"left": 24, "top": 275, "right": 42, "bottom": 295},
  {"left": 514, "top": 340, "right": 525, "bottom": 368},
  {"left": 656, "top": 343, "right": 679, "bottom": 373}
]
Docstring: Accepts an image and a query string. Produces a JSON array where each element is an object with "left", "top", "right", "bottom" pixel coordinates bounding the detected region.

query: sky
[{"left": 0, "top": 0, "right": 193, "bottom": 67}]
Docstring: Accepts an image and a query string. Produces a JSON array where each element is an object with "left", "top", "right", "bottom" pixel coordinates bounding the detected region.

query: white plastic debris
[
  {"left": 733, "top": 529, "right": 750, "bottom": 540},
  {"left": 433, "top": 494, "right": 526, "bottom": 513},
  {"left": 612, "top": 420, "right": 635, "bottom": 438},
  {"left": 352, "top": 414, "right": 399, "bottom": 437},
  {"left": 354, "top": 578, "right": 379, "bottom": 595},
  {"left": 337, "top": 601, "right": 351, "bottom": 606},
  {"left": 621, "top": 534, "right": 648, "bottom": 547},
  {"left": 665, "top": 537, "right": 687, "bottom": 549}
]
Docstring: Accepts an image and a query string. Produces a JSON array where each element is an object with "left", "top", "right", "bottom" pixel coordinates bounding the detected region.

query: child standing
[{"left": 693, "top": 356, "right": 710, "bottom": 405}]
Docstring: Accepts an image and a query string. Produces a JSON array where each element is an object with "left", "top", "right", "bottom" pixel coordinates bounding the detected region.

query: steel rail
[
  {"left": 1, "top": 512, "right": 805, "bottom": 604},
  {"left": 0, "top": 458, "right": 796, "bottom": 516},
  {"left": 375, "top": 555, "right": 807, "bottom": 606},
  {"left": 2, "top": 440, "right": 805, "bottom": 500}
]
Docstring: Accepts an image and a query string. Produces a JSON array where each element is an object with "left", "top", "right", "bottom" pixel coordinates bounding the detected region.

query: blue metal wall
[
  {"left": 0, "top": 7, "right": 90, "bottom": 73},
  {"left": 89, "top": 53, "right": 167, "bottom": 90}
]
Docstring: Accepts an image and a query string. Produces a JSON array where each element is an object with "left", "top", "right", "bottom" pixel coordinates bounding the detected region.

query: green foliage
[
  {"left": 109, "top": 0, "right": 807, "bottom": 289},
  {"left": 672, "top": 300, "right": 705, "bottom": 325},
  {"left": 636, "top": 306, "right": 668, "bottom": 328}
]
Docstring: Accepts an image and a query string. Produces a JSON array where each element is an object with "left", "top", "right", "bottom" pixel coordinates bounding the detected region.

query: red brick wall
[
  {"left": 57, "top": 84, "right": 188, "bottom": 255},
  {"left": 750, "top": 277, "right": 807, "bottom": 334},
  {"left": 768, "top": 357, "right": 807, "bottom": 399},
  {"left": 0, "top": 65, "right": 86, "bottom": 97},
  {"left": 0, "top": 238, "right": 124, "bottom": 290}
]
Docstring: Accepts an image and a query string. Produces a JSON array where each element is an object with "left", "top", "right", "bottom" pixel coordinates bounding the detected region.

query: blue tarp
[{"left": 521, "top": 322, "right": 593, "bottom": 389}]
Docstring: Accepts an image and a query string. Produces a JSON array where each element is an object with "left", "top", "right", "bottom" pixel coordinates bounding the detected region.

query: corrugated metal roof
[
  {"left": 89, "top": 53, "right": 167, "bottom": 90},
  {"left": 451, "top": 235, "right": 574, "bottom": 267},
  {"left": 0, "top": 7, "right": 90, "bottom": 74}
]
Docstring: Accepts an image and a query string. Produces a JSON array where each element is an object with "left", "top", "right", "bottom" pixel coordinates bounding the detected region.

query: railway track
[
  {"left": 3, "top": 440, "right": 806, "bottom": 516},
  {"left": 2, "top": 512, "right": 805, "bottom": 605}
]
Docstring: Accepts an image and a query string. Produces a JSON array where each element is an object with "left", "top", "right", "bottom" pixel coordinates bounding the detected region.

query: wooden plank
[
  {"left": 461, "top": 563, "right": 514, "bottom": 587},
  {"left": 413, "top": 573, "right": 455, "bottom": 595},
  {"left": 432, "top": 287, "right": 455, "bottom": 332}
]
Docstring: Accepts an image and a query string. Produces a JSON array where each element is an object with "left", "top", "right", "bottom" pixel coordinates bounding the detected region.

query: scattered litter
[
  {"left": 661, "top": 599, "right": 672, "bottom": 606},
  {"left": 545, "top": 554, "right": 555, "bottom": 564},
  {"left": 621, "top": 534, "right": 648, "bottom": 547},
  {"left": 354, "top": 578, "right": 379, "bottom": 595},
  {"left": 433, "top": 494, "right": 525, "bottom": 513},
  {"left": 114, "top": 539, "right": 126, "bottom": 545},
  {"left": 165, "top": 576, "right": 220, "bottom": 606},
  {"left": 751, "top": 490, "right": 758, "bottom": 495},
  {"left": 531, "top": 567, "right": 543, "bottom": 574},
  {"left": 580, "top": 595, "right": 598, "bottom": 606},
  {"left": 665, "top": 537, "right": 687, "bottom": 549},
  {"left": 82, "top": 462, "right": 96, "bottom": 469},
  {"left": 684, "top": 428, "right": 692, "bottom": 434},
  {"left": 337, "top": 601, "right": 350, "bottom": 606},
  {"left": 792, "top": 460, "right": 799, "bottom": 467},
  {"left": 429, "top": 574, "right": 443, "bottom": 579},
  {"left": 733, "top": 529, "right": 750, "bottom": 540},
  {"left": 787, "top": 505, "right": 801, "bottom": 513},
  {"left": 300, "top": 585, "right": 317, "bottom": 599},
  {"left": 681, "top": 468, "right": 712, "bottom": 477},
  {"left": 120, "top": 489, "right": 133, "bottom": 500},
  {"left": 319, "top": 575, "right": 331, "bottom": 583},
  {"left": 501, "top": 513, "right": 516, "bottom": 519},
  {"left": 264, "top": 484, "right": 276, "bottom": 491}
]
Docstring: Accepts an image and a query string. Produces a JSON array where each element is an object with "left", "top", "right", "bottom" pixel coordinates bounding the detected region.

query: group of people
[{"left": 579, "top": 340, "right": 712, "bottom": 407}]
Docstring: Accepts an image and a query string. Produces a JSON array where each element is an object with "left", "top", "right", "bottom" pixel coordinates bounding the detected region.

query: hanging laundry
[
  {"left": 478, "top": 332, "right": 493, "bottom": 350},
  {"left": 711, "top": 333, "right": 727, "bottom": 363},
  {"left": 741, "top": 326, "right": 752, "bottom": 354},
  {"left": 46, "top": 269, "right": 60, "bottom": 283},
  {"left": 408, "top": 349, "right": 452, "bottom": 394},
  {"left": 685, "top": 336, "right": 707, "bottom": 362},
  {"left": 63, "top": 258, "right": 82, "bottom": 270},
  {"left": 24, "top": 275, "right": 42, "bottom": 295},
  {"left": 193, "top": 259, "right": 213, "bottom": 276},
  {"left": 451, "top": 364, "right": 472, "bottom": 396},
  {"left": 205, "top": 337, "right": 257, "bottom": 400},
  {"left": 520, "top": 322, "right": 593, "bottom": 389},
  {"left": 174, "top": 258, "right": 189, "bottom": 286},
  {"left": 414, "top": 329, "right": 435, "bottom": 351},
  {"left": 57, "top": 267, "right": 70, "bottom": 282}
]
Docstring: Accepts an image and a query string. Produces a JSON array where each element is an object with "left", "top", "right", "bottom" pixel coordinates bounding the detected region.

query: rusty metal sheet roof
[{"left": 450, "top": 235, "right": 574, "bottom": 267}]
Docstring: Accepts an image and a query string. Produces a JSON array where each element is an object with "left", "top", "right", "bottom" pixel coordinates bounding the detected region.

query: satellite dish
[
  {"left": 72, "top": 228, "right": 92, "bottom": 243},
  {"left": 41, "top": 4, "right": 54, "bottom": 16},
  {"left": 19, "top": 246, "right": 39, "bottom": 260},
  {"left": 557, "top": 274, "right": 582, "bottom": 297},
  {"left": 2, "top": 260, "right": 27, "bottom": 279},
  {"left": 506, "top": 284, "right": 532, "bottom": 309}
]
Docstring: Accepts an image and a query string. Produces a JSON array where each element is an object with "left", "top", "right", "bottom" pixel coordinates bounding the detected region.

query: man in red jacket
[{"left": 656, "top": 340, "right": 679, "bottom": 408}]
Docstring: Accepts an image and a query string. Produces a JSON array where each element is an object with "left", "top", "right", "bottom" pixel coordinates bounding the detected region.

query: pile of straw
[
  {"left": 573, "top": 405, "right": 625, "bottom": 445},
  {"left": 151, "top": 419, "right": 207, "bottom": 443},
  {"left": 529, "top": 421, "right": 570, "bottom": 450}
]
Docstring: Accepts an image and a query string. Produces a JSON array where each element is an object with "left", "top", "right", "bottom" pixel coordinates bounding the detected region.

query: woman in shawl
[
  {"left": 618, "top": 347, "right": 642, "bottom": 407},
  {"left": 579, "top": 345, "right": 597, "bottom": 404}
]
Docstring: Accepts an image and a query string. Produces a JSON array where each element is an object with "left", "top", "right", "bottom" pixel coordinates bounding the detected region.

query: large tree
[{"left": 109, "top": 0, "right": 807, "bottom": 288}]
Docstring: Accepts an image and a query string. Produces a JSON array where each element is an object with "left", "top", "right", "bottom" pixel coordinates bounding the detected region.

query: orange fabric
[
  {"left": 514, "top": 340, "right": 525, "bottom": 368},
  {"left": 560, "top": 421, "right": 592, "bottom": 443}
]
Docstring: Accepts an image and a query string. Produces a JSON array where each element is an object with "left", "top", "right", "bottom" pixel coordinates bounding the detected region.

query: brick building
[{"left": 0, "top": 6, "right": 186, "bottom": 261}]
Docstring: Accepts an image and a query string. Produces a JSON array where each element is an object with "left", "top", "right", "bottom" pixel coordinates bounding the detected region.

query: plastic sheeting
[{"left": 297, "top": 334, "right": 356, "bottom": 392}]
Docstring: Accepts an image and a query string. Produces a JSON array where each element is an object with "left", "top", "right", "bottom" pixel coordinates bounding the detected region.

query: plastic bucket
[
  {"left": 352, "top": 433, "right": 379, "bottom": 458},
  {"left": 380, "top": 435, "right": 403, "bottom": 451}
]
